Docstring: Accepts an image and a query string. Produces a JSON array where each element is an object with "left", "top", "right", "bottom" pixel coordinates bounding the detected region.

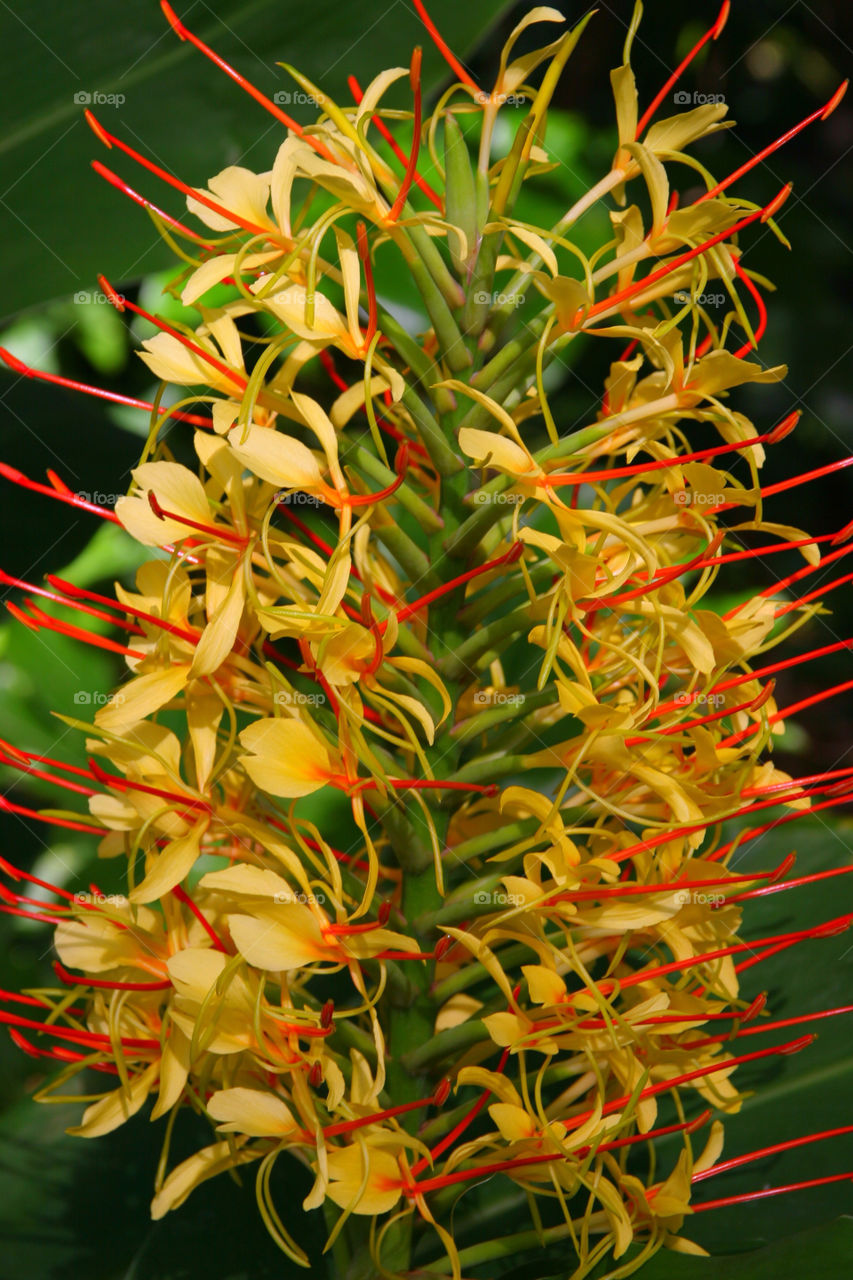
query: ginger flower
[{"left": 0, "top": 2, "right": 851, "bottom": 1278}]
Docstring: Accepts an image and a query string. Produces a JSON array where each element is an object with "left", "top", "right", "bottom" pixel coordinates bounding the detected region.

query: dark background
[{"left": 0, "top": 3, "right": 850, "bottom": 1277}]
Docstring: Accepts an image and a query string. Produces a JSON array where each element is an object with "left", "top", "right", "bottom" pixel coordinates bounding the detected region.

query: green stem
[
  {"left": 399, "top": 1018, "right": 487, "bottom": 1073},
  {"left": 441, "top": 605, "right": 533, "bottom": 680},
  {"left": 344, "top": 443, "right": 443, "bottom": 532},
  {"left": 373, "top": 523, "right": 438, "bottom": 593}
]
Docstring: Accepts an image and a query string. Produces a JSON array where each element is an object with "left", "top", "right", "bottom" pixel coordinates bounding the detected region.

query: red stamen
[
  {"left": 410, "top": 1045, "right": 810, "bottom": 1195},
  {"left": 635, "top": 3, "right": 730, "bottom": 139},
  {"left": 388, "top": 49, "right": 423, "bottom": 222},
  {"left": 0, "top": 1008, "right": 159, "bottom": 1050},
  {"left": 84, "top": 113, "right": 288, "bottom": 245},
  {"left": 343, "top": 441, "right": 409, "bottom": 509},
  {"left": 47, "top": 575, "right": 200, "bottom": 645},
  {"left": 171, "top": 884, "right": 229, "bottom": 952},
  {"left": 727, "top": 864, "right": 853, "bottom": 906},
  {"left": 731, "top": 260, "right": 768, "bottom": 357},
  {"left": 0, "top": 346, "right": 213, "bottom": 427},
  {"left": 98, "top": 275, "right": 247, "bottom": 392},
  {"left": 710, "top": 791, "right": 853, "bottom": 863},
  {"left": 715, "top": 456, "right": 853, "bottom": 519},
  {"left": 696, "top": 81, "right": 848, "bottom": 204},
  {"left": 693, "top": 1171, "right": 853, "bottom": 1213},
  {"left": 542, "top": 413, "right": 799, "bottom": 488},
  {"left": 6, "top": 599, "right": 147, "bottom": 659},
  {"left": 554, "top": 918, "right": 853, "bottom": 1008},
  {"left": 394, "top": 540, "right": 523, "bottom": 625},
  {"left": 719, "top": 677, "right": 853, "bottom": 750},
  {"left": 348, "top": 75, "right": 441, "bottom": 208},
  {"left": 411, "top": 0, "right": 481, "bottom": 93},
  {"left": 91, "top": 160, "right": 214, "bottom": 247},
  {"left": 580, "top": 187, "right": 791, "bottom": 328},
  {"left": 0, "top": 855, "right": 81, "bottom": 903},
  {"left": 0, "top": 796, "right": 103, "bottom": 835},
  {"left": 0, "top": 569, "right": 145, "bottom": 637},
  {"left": 412, "top": 1047, "right": 511, "bottom": 1175},
  {"left": 159, "top": 3, "right": 335, "bottom": 163},
  {"left": 0, "top": 744, "right": 97, "bottom": 798},
  {"left": 53, "top": 961, "right": 170, "bottom": 991},
  {"left": 356, "top": 221, "right": 377, "bottom": 348},
  {"left": 147, "top": 489, "right": 248, "bottom": 546},
  {"left": 87, "top": 756, "right": 209, "bottom": 813},
  {"left": 679, "top": 1003, "right": 853, "bottom": 1051},
  {"left": 777, "top": 568, "right": 853, "bottom": 619},
  {"left": 552, "top": 860, "right": 793, "bottom": 905},
  {"left": 0, "top": 461, "right": 120, "bottom": 523},
  {"left": 324, "top": 1083, "right": 446, "bottom": 1138}
]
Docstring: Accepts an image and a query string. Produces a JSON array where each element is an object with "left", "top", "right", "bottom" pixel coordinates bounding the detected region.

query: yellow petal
[
  {"left": 68, "top": 1061, "right": 159, "bottom": 1138},
  {"left": 239, "top": 717, "right": 338, "bottom": 798},
  {"left": 522, "top": 964, "right": 567, "bottom": 1005},
  {"left": 187, "top": 165, "right": 272, "bottom": 233},
  {"left": 95, "top": 665, "right": 190, "bottom": 731},
  {"left": 228, "top": 906, "right": 332, "bottom": 971},
  {"left": 230, "top": 425, "right": 324, "bottom": 490},
  {"left": 116, "top": 460, "right": 212, "bottom": 547},
  {"left": 187, "top": 688, "right": 224, "bottom": 791},
  {"left": 208, "top": 1086, "right": 297, "bottom": 1137},
  {"left": 458, "top": 428, "right": 535, "bottom": 474},
  {"left": 151, "top": 1028, "right": 191, "bottom": 1120},
  {"left": 488, "top": 1102, "right": 537, "bottom": 1142},
  {"left": 181, "top": 250, "right": 279, "bottom": 305},
  {"left": 199, "top": 864, "right": 295, "bottom": 899},
  {"left": 191, "top": 567, "right": 246, "bottom": 678},
  {"left": 130, "top": 817, "right": 210, "bottom": 904},
  {"left": 151, "top": 1141, "right": 258, "bottom": 1219},
  {"left": 325, "top": 1145, "right": 403, "bottom": 1215}
]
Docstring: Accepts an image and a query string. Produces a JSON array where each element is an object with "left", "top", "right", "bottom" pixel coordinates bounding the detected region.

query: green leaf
[
  {"left": 611, "top": 1216, "right": 853, "bottom": 1279},
  {"left": 0, "top": 1093, "right": 322, "bottom": 1279},
  {"left": 0, "top": 0, "right": 512, "bottom": 320},
  {"left": 652, "top": 817, "right": 853, "bottom": 1254}
]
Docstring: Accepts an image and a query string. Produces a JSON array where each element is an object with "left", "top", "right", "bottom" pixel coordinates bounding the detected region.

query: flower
[{"left": 0, "top": 2, "right": 851, "bottom": 1278}]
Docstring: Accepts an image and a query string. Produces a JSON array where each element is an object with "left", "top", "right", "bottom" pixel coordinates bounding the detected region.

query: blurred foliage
[{"left": 0, "top": 1, "right": 851, "bottom": 1276}]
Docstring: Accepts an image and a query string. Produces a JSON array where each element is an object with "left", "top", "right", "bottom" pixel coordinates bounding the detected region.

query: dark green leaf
[
  {"left": 0, "top": 0, "right": 512, "bottom": 320},
  {"left": 610, "top": 1216, "right": 853, "bottom": 1279}
]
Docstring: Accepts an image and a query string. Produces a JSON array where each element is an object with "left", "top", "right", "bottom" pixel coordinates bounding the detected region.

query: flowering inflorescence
[{"left": 1, "top": 3, "right": 851, "bottom": 1276}]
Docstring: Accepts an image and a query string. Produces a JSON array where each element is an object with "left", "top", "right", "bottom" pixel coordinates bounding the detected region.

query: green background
[{"left": 0, "top": 2, "right": 851, "bottom": 1276}]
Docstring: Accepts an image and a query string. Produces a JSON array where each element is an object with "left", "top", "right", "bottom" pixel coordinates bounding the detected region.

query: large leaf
[
  {"left": 0, "top": 1092, "right": 321, "bottom": 1279},
  {"left": 650, "top": 816, "right": 853, "bottom": 1254},
  {"left": 609, "top": 1217, "right": 853, "bottom": 1280},
  {"left": 0, "top": 0, "right": 511, "bottom": 320}
]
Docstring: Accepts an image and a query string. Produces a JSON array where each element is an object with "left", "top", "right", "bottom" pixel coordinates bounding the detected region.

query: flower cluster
[{"left": 1, "top": 3, "right": 851, "bottom": 1276}]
